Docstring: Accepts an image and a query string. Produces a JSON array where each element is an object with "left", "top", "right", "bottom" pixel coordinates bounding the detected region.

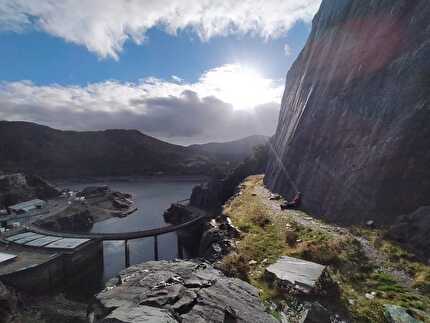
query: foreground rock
[
  {"left": 198, "top": 216, "right": 240, "bottom": 262},
  {"left": 265, "top": 0, "right": 430, "bottom": 227},
  {"left": 90, "top": 260, "right": 277, "bottom": 323}
]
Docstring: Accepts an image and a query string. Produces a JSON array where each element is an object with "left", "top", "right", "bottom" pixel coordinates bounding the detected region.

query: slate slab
[
  {"left": 264, "top": 256, "right": 326, "bottom": 294},
  {"left": 384, "top": 304, "right": 422, "bottom": 323}
]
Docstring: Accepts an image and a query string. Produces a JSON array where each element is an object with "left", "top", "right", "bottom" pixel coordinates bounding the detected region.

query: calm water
[{"left": 59, "top": 177, "right": 205, "bottom": 280}]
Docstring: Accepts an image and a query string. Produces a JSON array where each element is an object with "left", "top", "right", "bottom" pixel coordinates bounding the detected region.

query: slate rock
[
  {"left": 384, "top": 304, "right": 422, "bottom": 323},
  {"left": 90, "top": 260, "right": 277, "bottom": 323},
  {"left": 264, "top": 0, "right": 430, "bottom": 228},
  {"left": 103, "top": 305, "right": 177, "bottom": 323},
  {"left": 265, "top": 256, "right": 326, "bottom": 294},
  {"left": 299, "top": 302, "right": 331, "bottom": 323}
]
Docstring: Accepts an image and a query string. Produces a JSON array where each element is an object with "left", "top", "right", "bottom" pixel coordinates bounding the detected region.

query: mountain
[
  {"left": 0, "top": 121, "right": 216, "bottom": 178},
  {"left": 265, "top": 0, "right": 430, "bottom": 225},
  {"left": 0, "top": 173, "right": 60, "bottom": 208},
  {"left": 188, "top": 135, "right": 268, "bottom": 165}
]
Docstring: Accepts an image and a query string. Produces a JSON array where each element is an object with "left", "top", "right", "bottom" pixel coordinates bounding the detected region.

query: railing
[{"left": 27, "top": 205, "right": 207, "bottom": 268}]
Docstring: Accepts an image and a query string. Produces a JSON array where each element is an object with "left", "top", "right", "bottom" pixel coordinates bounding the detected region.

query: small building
[
  {"left": 77, "top": 186, "right": 109, "bottom": 198},
  {"left": 9, "top": 199, "right": 46, "bottom": 215}
]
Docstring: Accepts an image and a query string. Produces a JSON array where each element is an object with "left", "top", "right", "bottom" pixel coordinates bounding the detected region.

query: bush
[
  {"left": 219, "top": 253, "right": 250, "bottom": 281},
  {"left": 250, "top": 213, "right": 271, "bottom": 228},
  {"left": 285, "top": 230, "right": 298, "bottom": 246}
]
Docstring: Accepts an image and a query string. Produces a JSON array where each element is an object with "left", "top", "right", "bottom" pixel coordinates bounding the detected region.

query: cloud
[
  {"left": 171, "top": 75, "right": 183, "bottom": 83},
  {"left": 0, "top": 0, "right": 321, "bottom": 59},
  {"left": 284, "top": 44, "right": 292, "bottom": 56},
  {"left": 0, "top": 64, "right": 282, "bottom": 144}
]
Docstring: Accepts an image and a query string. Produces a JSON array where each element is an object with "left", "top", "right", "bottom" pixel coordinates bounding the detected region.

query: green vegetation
[{"left": 220, "top": 175, "right": 430, "bottom": 323}]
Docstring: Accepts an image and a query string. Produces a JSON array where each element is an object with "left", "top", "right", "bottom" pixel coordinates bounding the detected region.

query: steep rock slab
[
  {"left": 265, "top": 0, "right": 430, "bottom": 224},
  {"left": 90, "top": 260, "right": 277, "bottom": 323}
]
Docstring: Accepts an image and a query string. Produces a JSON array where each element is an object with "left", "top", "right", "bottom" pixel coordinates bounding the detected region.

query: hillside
[
  {"left": 0, "top": 121, "right": 215, "bottom": 178},
  {"left": 188, "top": 135, "right": 268, "bottom": 165},
  {"left": 265, "top": 0, "right": 430, "bottom": 225}
]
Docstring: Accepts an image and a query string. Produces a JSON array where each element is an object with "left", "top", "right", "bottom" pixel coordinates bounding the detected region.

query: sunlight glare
[{"left": 198, "top": 64, "right": 283, "bottom": 111}]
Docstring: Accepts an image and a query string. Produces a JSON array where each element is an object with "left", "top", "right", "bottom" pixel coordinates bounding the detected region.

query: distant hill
[
  {"left": 0, "top": 121, "right": 267, "bottom": 178},
  {"left": 0, "top": 121, "right": 215, "bottom": 178},
  {"left": 188, "top": 135, "right": 269, "bottom": 165}
]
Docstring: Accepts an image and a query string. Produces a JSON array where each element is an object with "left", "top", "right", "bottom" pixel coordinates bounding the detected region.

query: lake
[{"left": 58, "top": 176, "right": 206, "bottom": 280}]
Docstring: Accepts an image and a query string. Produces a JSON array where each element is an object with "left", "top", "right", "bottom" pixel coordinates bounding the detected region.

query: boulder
[
  {"left": 386, "top": 206, "right": 430, "bottom": 261},
  {"left": 163, "top": 204, "right": 194, "bottom": 225},
  {"left": 198, "top": 216, "right": 238, "bottom": 262},
  {"left": 90, "top": 260, "right": 277, "bottom": 323},
  {"left": 384, "top": 304, "right": 422, "bottom": 323},
  {"left": 264, "top": 256, "right": 327, "bottom": 294},
  {"left": 299, "top": 302, "right": 331, "bottom": 323}
]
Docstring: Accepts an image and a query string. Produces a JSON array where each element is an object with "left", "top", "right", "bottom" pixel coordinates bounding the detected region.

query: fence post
[
  {"left": 124, "top": 240, "right": 130, "bottom": 268},
  {"left": 154, "top": 235, "right": 159, "bottom": 261},
  {"left": 177, "top": 233, "right": 183, "bottom": 259}
]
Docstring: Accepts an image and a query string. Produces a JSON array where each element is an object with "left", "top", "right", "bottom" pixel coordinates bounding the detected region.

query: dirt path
[{"left": 253, "top": 181, "right": 415, "bottom": 288}]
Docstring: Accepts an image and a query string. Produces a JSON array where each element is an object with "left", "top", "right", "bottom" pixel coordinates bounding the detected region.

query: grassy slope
[{"left": 220, "top": 175, "right": 430, "bottom": 322}]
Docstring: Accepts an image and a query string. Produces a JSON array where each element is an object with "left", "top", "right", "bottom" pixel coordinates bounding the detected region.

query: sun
[{"left": 197, "top": 64, "right": 283, "bottom": 111}]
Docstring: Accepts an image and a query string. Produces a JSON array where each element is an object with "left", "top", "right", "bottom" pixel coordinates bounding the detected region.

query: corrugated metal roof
[
  {"left": 10, "top": 199, "right": 46, "bottom": 211},
  {"left": 6, "top": 232, "right": 37, "bottom": 241},
  {"left": 46, "top": 238, "right": 90, "bottom": 249},
  {"left": 0, "top": 252, "right": 17, "bottom": 264},
  {"left": 25, "top": 236, "right": 63, "bottom": 247},
  {"left": 14, "top": 234, "right": 45, "bottom": 244}
]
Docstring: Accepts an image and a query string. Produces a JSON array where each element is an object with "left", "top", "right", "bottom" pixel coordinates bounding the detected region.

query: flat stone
[
  {"left": 171, "top": 289, "right": 197, "bottom": 312},
  {"left": 384, "top": 304, "right": 422, "bottom": 323},
  {"left": 139, "top": 284, "right": 184, "bottom": 307},
  {"left": 265, "top": 256, "right": 326, "bottom": 294},
  {"left": 103, "top": 305, "right": 177, "bottom": 323}
]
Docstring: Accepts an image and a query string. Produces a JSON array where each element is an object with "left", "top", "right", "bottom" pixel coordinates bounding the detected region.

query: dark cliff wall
[{"left": 265, "top": 0, "right": 430, "bottom": 224}]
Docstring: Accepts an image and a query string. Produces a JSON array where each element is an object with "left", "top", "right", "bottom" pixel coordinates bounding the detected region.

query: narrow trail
[{"left": 253, "top": 183, "right": 415, "bottom": 288}]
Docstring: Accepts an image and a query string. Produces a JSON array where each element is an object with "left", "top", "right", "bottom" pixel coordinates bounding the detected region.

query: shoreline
[{"left": 52, "top": 175, "right": 210, "bottom": 186}]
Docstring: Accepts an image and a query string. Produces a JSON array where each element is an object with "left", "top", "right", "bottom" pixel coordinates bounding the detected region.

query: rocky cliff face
[
  {"left": 0, "top": 173, "right": 60, "bottom": 208},
  {"left": 265, "top": 0, "right": 430, "bottom": 224}
]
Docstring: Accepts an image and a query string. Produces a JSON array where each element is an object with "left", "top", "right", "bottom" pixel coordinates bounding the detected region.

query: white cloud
[
  {"left": 171, "top": 75, "right": 183, "bottom": 83},
  {"left": 0, "top": 0, "right": 321, "bottom": 59},
  {"left": 284, "top": 43, "right": 292, "bottom": 56},
  {"left": 0, "top": 63, "right": 282, "bottom": 144}
]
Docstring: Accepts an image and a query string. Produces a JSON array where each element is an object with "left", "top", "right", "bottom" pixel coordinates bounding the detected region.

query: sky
[{"left": 0, "top": 0, "right": 321, "bottom": 145}]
